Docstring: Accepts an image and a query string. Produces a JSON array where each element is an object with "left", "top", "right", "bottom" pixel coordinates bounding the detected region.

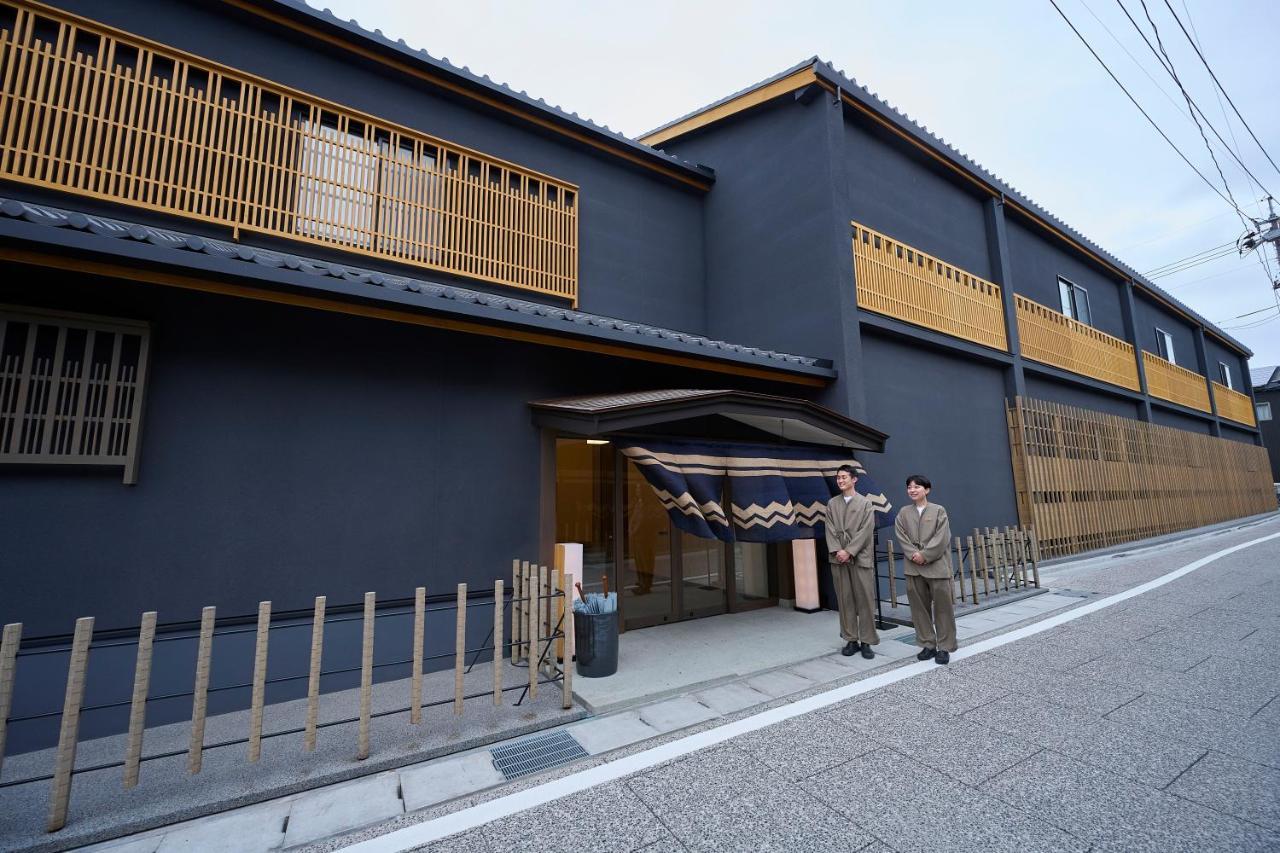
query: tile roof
[
  {"left": 0, "top": 197, "right": 831, "bottom": 377},
  {"left": 644, "top": 56, "right": 1253, "bottom": 357},
  {"left": 257, "top": 0, "right": 712, "bottom": 181}
]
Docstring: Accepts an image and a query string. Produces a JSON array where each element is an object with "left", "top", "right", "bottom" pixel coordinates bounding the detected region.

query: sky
[{"left": 315, "top": 0, "right": 1280, "bottom": 369}]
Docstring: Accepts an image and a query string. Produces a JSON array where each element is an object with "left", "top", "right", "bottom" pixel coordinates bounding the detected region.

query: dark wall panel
[
  {"left": 858, "top": 331, "right": 1018, "bottom": 536},
  {"left": 1133, "top": 293, "right": 1198, "bottom": 371},
  {"left": 1204, "top": 336, "right": 1249, "bottom": 391},
  {"left": 1023, "top": 375, "right": 1141, "bottom": 419},
  {"left": 1220, "top": 424, "right": 1258, "bottom": 445},
  {"left": 1005, "top": 217, "right": 1125, "bottom": 340},
  {"left": 1258, "top": 389, "right": 1280, "bottom": 481},
  {"left": 843, "top": 119, "right": 991, "bottom": 279},
  {"left": 45, "top": 0, "right": 707, "bottom": 331},
  {"left": 1150, "top": 406, "right": 1212, "bottom": 434}
]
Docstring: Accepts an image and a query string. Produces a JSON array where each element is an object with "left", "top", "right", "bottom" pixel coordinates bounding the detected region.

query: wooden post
[
  {"left": 539, "top": 565, "right": 550, "bottom": 678},
  {"left": 953, "top": 538, "right": 966, "bottom": 604},
  {"left": 973, "top": 533, "right": 990, "bottom": 598},
  {"left": 453, "top": 584, "right": 466, "bottom": 716},
  {"left": 513, "top": 560, "right": 526, "bottom": 664},
  {"left": 966, "top": 536, "right": 980, "bottom": 604},
  {"left": 123, "top": 611, "right": 156, "bottom": 788},
  {"left": 493, "top": 580, "right": 504, "bottom": 707},
  {"left": 357, "top": 592, "right": 374, "bottom": 759},
  {"left": 410, "top": 587, "right": 424, "bottom": 724},
  {"left": 188, "top": 606, "right": 215, "bottom": 774},
  {"left": 304, "top": 596, "right": 325, "bottom": 751},
  {"left": 0, "top": 622, "right": 22, "bottom": 778},
  {"left": 552, "top": 551, "right": 566, "bottom": 663},
  {"left": 1027, "top": 527, "right": 1042, "bottom": 588},
  {"left": 527, "top": 566, "right": 538, "bottom": 700},
  {"left": 47, "top": 616, "right": 93, "bottom": 833},
  {"left": 562, "top": 582, "right": 574, "bottom": 711},
  {"left": 885, "top": 541, "right": 897, "bottom": 609},
  {"left": 247, "top": 601, "right": 270, "bottom": 763}
]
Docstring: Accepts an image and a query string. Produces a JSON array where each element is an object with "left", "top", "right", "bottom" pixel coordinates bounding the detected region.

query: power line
[
  {"left": 1147, "top": 247, "right": 1238, "bottom": 279},
  {"left": 1143, "top": 238, "right": 1235, "bottom": 276},
  {"left": 1112, "top": 0, "right": 1271, "bottom": 213},
  {"left": 1045, "top": 0, "right": 1251, "bottom": 220},
  {"left": 1160, "top": 0, "right": 1280, "bottom": 179}
]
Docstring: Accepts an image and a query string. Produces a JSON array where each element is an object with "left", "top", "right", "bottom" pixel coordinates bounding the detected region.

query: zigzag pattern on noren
[{"left": 651, "top": 490, "right": 730, "bottom": 527}]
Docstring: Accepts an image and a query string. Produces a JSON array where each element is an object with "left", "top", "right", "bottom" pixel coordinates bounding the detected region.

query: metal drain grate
[{"left": 490, "top": 730, "right": 588, "bottom": 780}]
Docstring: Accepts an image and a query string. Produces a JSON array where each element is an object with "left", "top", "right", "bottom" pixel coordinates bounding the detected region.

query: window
[
  {"left": 1058, "top": 277, "right": 1091, "bottom": 326},
  {"left": 0, "top": 307, "right": 150, "bottom": 484},
  {"left": 1154, "top": 327, "right": 1176, "bottom": 364},
  {"left": 1258, "top": 401, "right": 1272, "bottom": 421},
  {"left": 1218, "top": 362, "right": 1234, "bottom": 390}
]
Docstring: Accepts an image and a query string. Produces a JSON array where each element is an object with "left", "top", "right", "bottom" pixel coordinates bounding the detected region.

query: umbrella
[{"left": 573, "top": 575, "right": 617, "bottom": 614}]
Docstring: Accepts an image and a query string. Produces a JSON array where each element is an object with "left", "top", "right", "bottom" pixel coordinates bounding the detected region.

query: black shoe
[
  {"left": 841, "top": 641, "right": 858, "bottom": 657},
  {"left": 935, "top": 650, "right": 951, "bottom": 665},
  {"left": 861, "top": 644, "right": 875, "bottom": 659},
  {"left": 916, "top": 647, "right": 937, "bottom": 661}
]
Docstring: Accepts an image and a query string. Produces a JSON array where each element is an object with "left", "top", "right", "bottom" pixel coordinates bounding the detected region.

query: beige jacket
[
  {"left": 893, "top": 502, "right": 952, "bottom": 579},
  {"left": 824, "top": 491, "right": 874, "bottom": 568}
]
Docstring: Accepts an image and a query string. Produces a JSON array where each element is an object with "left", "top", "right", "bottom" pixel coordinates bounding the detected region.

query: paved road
[{"left": 321, "top": 516, "right": 1280, "bottom": 853}]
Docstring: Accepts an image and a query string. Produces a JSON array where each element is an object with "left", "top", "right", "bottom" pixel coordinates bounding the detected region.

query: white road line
[{"left": 341, "top": 527, "right": 1280, "bottom": 853}]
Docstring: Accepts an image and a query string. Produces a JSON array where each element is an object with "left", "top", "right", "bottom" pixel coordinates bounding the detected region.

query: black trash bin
[{"left": 574, "top": 610, "right": 619, "bottom": 678}]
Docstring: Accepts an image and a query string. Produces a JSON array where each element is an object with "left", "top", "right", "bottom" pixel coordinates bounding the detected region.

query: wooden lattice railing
[
  {"left": 1212, "top": 381, "right": 1257, "bottom": 427},
  {"left": 1015, "top": 295, "right": 1140, "bottom": 391},
  {"left": 1142, "top": 352, "right": 1211, "bottom": 413},
  {"left": 1006, "top": 396, "right": 1274, "bottom": 558},
  {"left": 852, "top": 222, "right": 1008, "bottom": 351},
  {"left": 0, "top": 1, "right": 579, "bottom": 301}
]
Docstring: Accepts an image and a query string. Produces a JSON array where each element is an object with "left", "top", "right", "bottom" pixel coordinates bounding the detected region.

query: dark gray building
[
  {"left": 1, "top": 0, "right": 1274, "bottom": 750},
  {"left": 1253, "top": 366, "right": 1280, "bottom": 483}
]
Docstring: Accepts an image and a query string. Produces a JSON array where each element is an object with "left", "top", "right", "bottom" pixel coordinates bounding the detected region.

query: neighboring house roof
[
  {"left": 642, "top": 57, "right": 1253, "bottom": 357},
  {"left": 1252, "top": 366, "right": 1280, "bottom": 390},
  {"left": 232, "top": 0, "right": 713, "bottom": 187},
  {"left": 0, "top": 197, "right": 832, "bottom": 382}
]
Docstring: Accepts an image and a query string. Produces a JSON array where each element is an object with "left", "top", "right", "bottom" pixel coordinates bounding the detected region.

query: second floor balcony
[
  {"left": 0, "top": 1, "right": 579, "bottom": 302},
  {"left": 1142, "top": 352, "right": 1211, "bottom": 413},
  {"left": 1015, "top": 296, "right": 1141, "bottom": 391},
  {"left": 1212, "top": 381, "right": 1256, "bottom": 427}
]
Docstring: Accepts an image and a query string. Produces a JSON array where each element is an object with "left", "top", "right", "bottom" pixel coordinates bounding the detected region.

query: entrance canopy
[
  {"left": 532, "top": 390, "right": 893, "bottom": 542},
  {"left": 529, "top": 389, "right": 888, "bottom": 451}
]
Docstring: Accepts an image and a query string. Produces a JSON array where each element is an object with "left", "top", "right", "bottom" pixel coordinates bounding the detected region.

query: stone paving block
[
  {"left": 1254, "top": 695, "right": 1280, "bottom": 725},
  {"left": 965, "top": 693, "right": 1205, "bottom": 787},
  {"left": 730, "top": 713, "right": 877, "bottom": 781},
  {"left": 400, "top": 750, "right": 505, "bottom": 812},
  {"left": 283, "top": 771, "right": 402, "bottom": 848},
  {"left": 694, "top": 682, "right": 769, "bottom": 715},
  {"left": 1071, "top": 655, "right": 1277, "bottom": 716},
  {"left": 981, "top": 748, "right": 1279, "bottom": 852},
  {"left": 412, "top": 827, "right": 495, "bottom": 853},
  {"left": 888, "top": 667, "right": 1008, "bottom": 714},
  {"left": 744, "top": 668, "right": 813, "bottom": 698},
  {"left": 657, "top": 783, "right": 873, "bottom": 853},
  {"left": 1081, "top": 642, "right": 1210, "bottom": 674},
  {"left": 952, "top": 654, "right": 1142, "bottom": 715},
  {"left": 637, "top": 697, "right": 718, "bottom": 733},
  {"left": 789, "top": 657, "right": 856, "bottom": 684},
  {"left": 482, "top": 780, "right": 667, "bottom": 853},
  {"left": 1103, "top": 693, "right": 1280, "bottom": 768},
  {"left": 626, "top": 744, "right": 783, "bottom": 815},
  {"left": 154, "top": 799, "right": 290, "bottom": 852},
  {"left": 803, "top": 748, "right": 1086, "bottom": 853},
  {"left": 1165, "top": 751, "right": 1280, "bottom": 831},
  {"left": 567, "top": 711, "right": 662, "bottom": 755}
]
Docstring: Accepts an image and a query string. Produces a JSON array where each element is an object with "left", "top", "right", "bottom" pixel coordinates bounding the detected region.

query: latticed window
[{"left": 0, "top": 308, "right": 150, "bottom": 483}]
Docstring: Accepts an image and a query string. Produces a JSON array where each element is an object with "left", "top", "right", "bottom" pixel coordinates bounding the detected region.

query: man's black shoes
[
  {"left": 935, "top": 650, "right": 951, "bottom": 665},
  {"left": 841, "top": 641, "right": 858, "bottom": 656},
  {"left": 860, "top": 644, "right": 874, "bottom": 660},
  {"left": 916, "top": 647, "right": 937, "bottom": 661}
]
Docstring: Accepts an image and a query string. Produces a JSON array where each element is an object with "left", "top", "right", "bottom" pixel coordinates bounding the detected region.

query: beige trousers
[
  {"left": 830, "top": 562, "right": 879, "bottom": 645},
  {"left": 906, "top": 574, "right": 957, "bottom": 652}
]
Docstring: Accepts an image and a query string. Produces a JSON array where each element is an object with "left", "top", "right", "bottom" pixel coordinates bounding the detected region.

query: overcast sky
[{"left": 316, "top": 0, "right": 1280, "bottom": 370}]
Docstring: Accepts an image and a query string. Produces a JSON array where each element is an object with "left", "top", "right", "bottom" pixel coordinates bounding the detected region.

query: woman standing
[{"left": 894, "top": 474, "right": 957, "bottom": 664}]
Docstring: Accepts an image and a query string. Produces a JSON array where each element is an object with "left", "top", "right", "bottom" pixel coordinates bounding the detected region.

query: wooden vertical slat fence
[
  {"left": 122, "top": 610, "right": 155, "bottom": 788},
  {"left": 304, "top": 595, "right": 324, "bottom": 751},
  {"left": 410, "top": 586, "right": 424, "bottom": 724},
  {"left": 452, "top": 584, "right": 465, "bottom": 716},
  {"left": 357, "top": 591, "right": 374, "bottom": 758},
  {"left": 247, "top": 601, "right": 270, "bottom": 763},
  {"left": 1015, "top": 295, "right": 1140, "bottom": 390},
  {"left": 187, "top": 605, "right": 215, "bottom": 774},
  {"left": 0, "top": 621, "right": 21, "bottom": 777},
  {"left": 1008, "top": 395, "right": 1275, "bottom": 558},
  {"left": 0, "top": 1, "right": 579, "bottom": 302},
  {"left": 1143, "top": 353, "right": 1211, "bottom": 413},
  {"left": 46, "top": 616, "right": 92, "bottom": 833},
  {"left": 493, "top": 579, "right": 503, "bottom": 707},
  {"left": 1212, "top": 381, "right": 1257, "bottom": 427}
]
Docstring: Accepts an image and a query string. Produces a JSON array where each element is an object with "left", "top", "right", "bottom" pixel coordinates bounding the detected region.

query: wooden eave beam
[{"left": 639, "top": 67, "right": 821, "bottom": 147}]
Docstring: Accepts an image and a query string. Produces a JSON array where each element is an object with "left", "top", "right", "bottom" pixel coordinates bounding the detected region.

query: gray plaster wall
[
  {"left": 1004, "top": 217, "right": 1125, "bottom": 340},
  {"left": 1023, "top": 374, "right": 1142, "bottom": 420},
  {"left": 1258, "top": 387, "right": 1280, "bottom": 481},
  {"left": 1204, "top": 336, "right": 1249, "bottom": 392},
  {"left": 1151, "top": 406, "right": 1213, "bottom": 434},
  {"left": 858, "top": 330, "right": 1018, "bottom": 538},
  {"left": 1133, "top": 292, "right": 1199, "bottom": 371},
  {"left": 40, "top": 0, "right": 708, "bottom": 333},
  {"left": 1219, "top": 424, "right": 1260, "bottom": 445}
]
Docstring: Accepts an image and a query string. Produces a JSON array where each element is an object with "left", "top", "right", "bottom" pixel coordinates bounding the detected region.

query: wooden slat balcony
[
  {"left": 851, "top": 222, "right": 1008, "bottom": 352},
  {"left": 1142, "top": 352, "right": 1211, "bottom": 413},
  {"left": 1015, "top": 295, "right": 1140, "bottom": 391},
  {"left": 1212, "top": 381, "right": 1256, "bottom": 427},
  {"left": 0, "top": 1, "right": 579, "bottom": 302}
]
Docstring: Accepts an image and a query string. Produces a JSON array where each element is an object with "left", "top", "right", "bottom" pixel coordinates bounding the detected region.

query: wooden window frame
[{"left": 0, "top": 305, "right": 151, "bottom": 484}]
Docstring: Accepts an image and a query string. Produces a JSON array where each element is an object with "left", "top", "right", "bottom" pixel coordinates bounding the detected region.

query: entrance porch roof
[{"left": 530, "top": 389, "right": 888, "bottom": 452}]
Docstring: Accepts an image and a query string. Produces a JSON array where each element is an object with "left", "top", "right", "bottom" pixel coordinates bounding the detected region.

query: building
[
  {"left": 1252, "top": 366, "right": 1280, "bottom": 483},
  {"left": 1, "top": 0, "right": 1274, "bottom": 709}
]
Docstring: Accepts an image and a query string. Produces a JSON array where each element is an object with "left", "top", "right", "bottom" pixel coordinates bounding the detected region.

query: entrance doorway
[{"left": 555, "top": 438, "right": 778, "bottom": 632}]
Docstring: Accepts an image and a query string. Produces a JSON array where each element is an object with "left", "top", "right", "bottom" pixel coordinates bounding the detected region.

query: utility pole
[{"left": 1241, "top": 196, "right": 1280, "bottom": 290}]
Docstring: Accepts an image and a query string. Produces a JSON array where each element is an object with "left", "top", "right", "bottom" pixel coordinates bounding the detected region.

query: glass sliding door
[
  {"left": 679, "top": 531, "right": 728, "bottom": 618},
  {"left": 554, "top": 439, "right": 615, "bottom": 595},
  {"left": 621, "top": 458, "right": 675, "bottom": 628}
]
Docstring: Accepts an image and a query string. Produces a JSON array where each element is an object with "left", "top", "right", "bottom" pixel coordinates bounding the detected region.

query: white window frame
[
  {"left": 1057, "top": 276, "right": 1091, "bottom": 326},
  {"left": 1257, "top": 401, "right": 1272, "bottom": 421},
  {"left": 1218, "top": 361, "right": 1234, "bottom": 390},
  {"left": 1154, "top": 327, "right": 1176, "bottom": 364}
]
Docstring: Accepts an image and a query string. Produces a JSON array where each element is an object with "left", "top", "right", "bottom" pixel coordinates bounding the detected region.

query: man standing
[
  {"left": 894, "top": 474, "right": 957, "bottom": 665},
  {"left": 825, "top": 464, "right": 877, "bottom": 659}
]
